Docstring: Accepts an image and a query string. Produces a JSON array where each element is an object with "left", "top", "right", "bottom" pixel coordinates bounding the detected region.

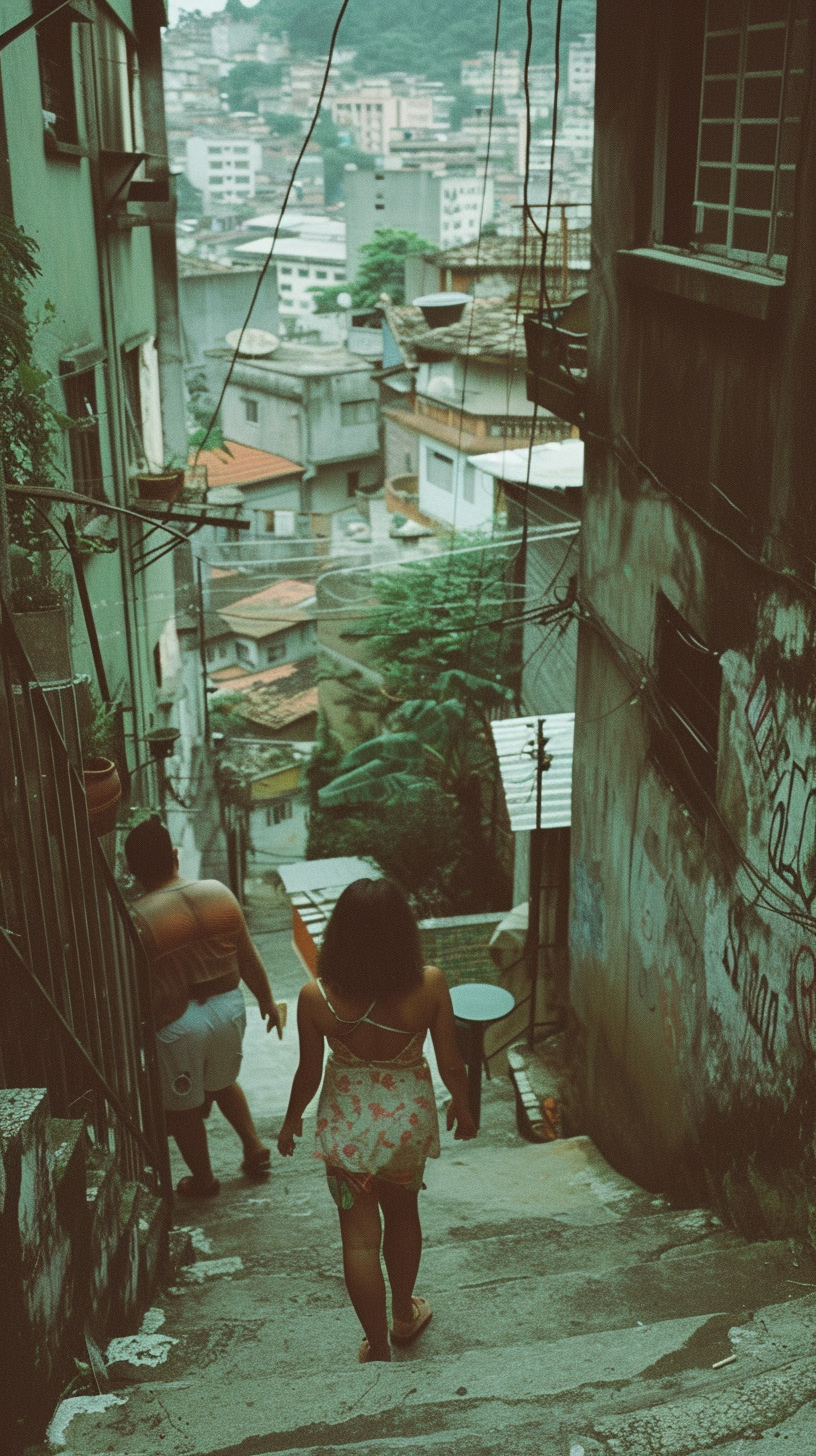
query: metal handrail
[{"left": 0, "top": 597, "right": 171, "bottom": 1201}]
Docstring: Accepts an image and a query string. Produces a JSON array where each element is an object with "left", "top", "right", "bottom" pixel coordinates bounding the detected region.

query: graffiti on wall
[
  {"left": 792, "top": 945, "right": 816, "bottom": 1060},
  {"left": 721, "top": 896, "right": 779, "bottom": 1065}
]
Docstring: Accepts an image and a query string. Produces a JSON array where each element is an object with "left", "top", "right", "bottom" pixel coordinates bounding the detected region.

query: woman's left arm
[{"left": 277, "top": 982, "right": 325, "bottom": 1156}]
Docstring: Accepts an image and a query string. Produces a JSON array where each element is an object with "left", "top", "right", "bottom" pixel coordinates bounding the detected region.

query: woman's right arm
[
  {"left": 427, "top": 967, "right": 477, "bottom": 1140},
  {"left": 277, "top": 982, "right": 325, "bottom": 1156}
]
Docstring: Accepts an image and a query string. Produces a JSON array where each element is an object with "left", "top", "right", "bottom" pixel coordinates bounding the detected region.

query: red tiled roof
[
  {"left": 239, "top": 685, "right": 319, "bottom": 731},
  {"left": 210, "top": 660, "right": 303, "bottom": 692},
  {"left": 193, "top": 441, "right": 302, "bottom": 488},
  {"left": 218, "top": 579, "right": 316, "bottom": 640}
]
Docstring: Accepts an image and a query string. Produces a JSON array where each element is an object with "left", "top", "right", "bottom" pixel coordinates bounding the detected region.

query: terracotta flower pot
[
  {"left": 132, "top": 469, "right": 185, "bottom": 504},
  {"left": 83, "top": 756, "right": 122, "bottom": 836}
]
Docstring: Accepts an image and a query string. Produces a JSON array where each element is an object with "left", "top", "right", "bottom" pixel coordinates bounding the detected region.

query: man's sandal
[
  {"left": 390, "top": 1296, "right": 432, "bottom": 1345},
  {"left": 358, "top": 1338, "right": 390, "bottom": 1363},
  {"left": 241, "top": 1146, "right": 272, "bottom": 1178},
  {"left": 176, "top": 1175, "right": 220, "bottom": 1199}
]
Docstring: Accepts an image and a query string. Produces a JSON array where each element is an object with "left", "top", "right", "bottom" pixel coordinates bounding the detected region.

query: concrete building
[
  {"left": 177, "top": 256, "right": 279, "bottom": 365},
  {"left": 209, "top": 342, "right": 380, "bottom": 515},
  {"left": 0, "top": 0, "right": 189, "bottom": 756},
  {"left": 331, "top": 85, "right": 435, "bottom": 156},
  {"left": 550, "top": 0, "right": 816, "bottom": 1233},
  {"left": 209, "top": 579, "right": 317, "bottom": 674},
  {"left": 185, "top": 136, "right": 263, "bottom": 211},
  {"left": 568, "top": 32, "right": 596, "bottom": 103},
  {"left": 461, "top": 50, "right": 521, "bottom": 99},
  {"left": 405, "top": 231, "right": 591, "bottom": 310},
  {"left": 196, "top": 441, "right": 303, "bottom": 539},
  {"left": 344, "top": 169, "right": 493, "bottom": 280},
  {"left": 233, "top": 233, "right": 346, "bottom": 325},
  {"left": 378, "top": 299, "right": 572, "bottom": 532}
]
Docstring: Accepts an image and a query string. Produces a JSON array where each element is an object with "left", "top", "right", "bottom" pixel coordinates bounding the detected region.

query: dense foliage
[
  {"left": 307, "top": 539, "right": 520, "bottom": 916},
  {"left": 352, "top": 229, "right": 434, "bottom": 309},
  {"left": 225, "top": 0, "right": 596, "bottom": 86}
]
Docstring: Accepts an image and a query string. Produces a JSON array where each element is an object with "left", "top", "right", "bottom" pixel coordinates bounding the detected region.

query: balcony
[{"left": 524, "top": 291, "right": 588, "bottom": 431}]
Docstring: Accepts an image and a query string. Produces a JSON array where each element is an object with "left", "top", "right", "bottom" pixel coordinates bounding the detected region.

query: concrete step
[
  {"left": 45, "top": 1295, "right": 816, "bottom": 1455},
  {"left": 39, "top": 1116, "right": 816, "bottom": 1456}
]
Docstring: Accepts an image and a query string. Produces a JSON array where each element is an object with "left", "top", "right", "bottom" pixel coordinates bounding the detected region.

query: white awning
[
  {"left": 490, "top": 713, "right": 574, "bottom": 831},
  {"left": 469, "top": 438, "right": 584, "bottom": 489}
]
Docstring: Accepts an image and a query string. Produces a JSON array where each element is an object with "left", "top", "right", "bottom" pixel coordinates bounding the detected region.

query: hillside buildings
[{"left": 345, "top": 169, "right": 493, "bottom": 275}]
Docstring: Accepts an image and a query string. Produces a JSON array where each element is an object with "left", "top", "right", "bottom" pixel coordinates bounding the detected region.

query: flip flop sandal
[
  {"left": 358, "top": 1338, "right": 371, "bottom": 1363},
  {"left": 241, "top": 1146, "right": 272, "bottom": 1177},
  {"left": 390, "top": 1296, "right": 432, "bottom": 1345},
  {"left": 176, "top": 1175, "right": 220, "bottom": 1199}
]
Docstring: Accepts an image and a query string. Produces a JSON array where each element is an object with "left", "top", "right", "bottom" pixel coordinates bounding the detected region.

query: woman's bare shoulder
[{"left": 421, "top": 965, "right": 448, "bottom": 998}]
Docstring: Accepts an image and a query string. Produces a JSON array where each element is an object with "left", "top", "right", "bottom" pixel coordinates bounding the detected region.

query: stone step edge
[{"left": 507, "top": 1043, "right": 562, "bottom": 1141}]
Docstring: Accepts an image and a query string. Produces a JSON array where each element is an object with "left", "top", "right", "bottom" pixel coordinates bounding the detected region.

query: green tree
[
  {"left": 310, "top": 283, "right": 349, "bottom": 314},
  {"left": 224, "top": 59, "right": 283, "bottom": 112},
  {"left": 307, "top": 538, "right": 519, "bottom": 914},
  {"left": 352, "top": 229, "right": 434, "bottom": 309}
]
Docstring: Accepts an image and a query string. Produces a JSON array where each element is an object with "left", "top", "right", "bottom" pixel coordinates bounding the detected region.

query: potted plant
[
  {"left": 9, "top": 544, "right": 74, "bottom": 683},
  {"left": 131, "top": 456, "right": 186, "bottom": 504},
  {"left": 81, "top": 693, "right": 122, "bottom": 836}
]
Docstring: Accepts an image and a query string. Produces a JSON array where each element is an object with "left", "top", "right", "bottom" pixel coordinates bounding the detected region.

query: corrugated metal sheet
[{"left": 490, "top": 713, "right": 574, "bottom": 831}]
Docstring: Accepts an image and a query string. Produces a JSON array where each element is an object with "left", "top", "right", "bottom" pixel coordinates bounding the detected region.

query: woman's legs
[
  {"left": 211, "top": 1082, "right": 268, "bottom": 1162},
  {"left": 377, "top": 1182, "right": 423, "bottom": 1327},
  {"left": 337, "top": 1191, "right": 391, "bottom": 1361}
]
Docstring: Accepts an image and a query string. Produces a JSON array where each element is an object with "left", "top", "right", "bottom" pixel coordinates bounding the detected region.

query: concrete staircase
[{"left": 41, "top": 1075, "right": 816, "bottom": 1456}]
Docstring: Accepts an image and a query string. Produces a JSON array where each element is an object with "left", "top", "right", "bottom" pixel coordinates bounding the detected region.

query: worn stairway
[{"left": 43, "top": 1073, "right": 816, "bottom": 1456}]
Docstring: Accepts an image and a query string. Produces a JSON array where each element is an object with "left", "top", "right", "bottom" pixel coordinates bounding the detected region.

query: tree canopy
[
  {"left": 224, "top": 0, "right": 596, "bottom": 87},
  {"left": 352, "top": 229, "right": 434, "bottom": 309},
  {"left": 307, "top": 538, "right": 520, "bottom": 916}
]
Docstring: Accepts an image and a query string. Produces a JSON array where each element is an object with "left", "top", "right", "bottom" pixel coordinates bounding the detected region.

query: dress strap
[{"left": 316, "top": 977, "right": 376, "bottom": 1026}]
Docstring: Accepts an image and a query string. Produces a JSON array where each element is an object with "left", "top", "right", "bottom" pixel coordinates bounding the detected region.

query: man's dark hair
[
  {"left": 317, "top": 878, "right": 423, "bottom": 1000},
  {"left": 124, "top": 815, "right": 174, "bottom": 889}
]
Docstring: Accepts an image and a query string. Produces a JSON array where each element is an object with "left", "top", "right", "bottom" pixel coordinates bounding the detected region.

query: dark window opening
[
  {"left": 62, "top": 367, "right": 105, "bottom": 500},
  {"left": 346, "top": 469, "right": 360, "bottom": 498},
  {"left": 651, "top": 593, "right": 722, "bottom": 823},
  {"left": 122, "top": 346, "right": 147, "bottom": 468},
  {"left": 36, "top": 4, "right": 79, "bottom": 147},
  {"left": 153, "top": 641, "right": 162, "bottom": 688},
  {"left": 243, "top": 397, "right": 259, "bottom": 422}
]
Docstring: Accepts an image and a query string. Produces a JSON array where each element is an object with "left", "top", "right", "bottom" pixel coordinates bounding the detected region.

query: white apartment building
[
  {"left": 345, "top": 168, "right": 492, "bottom": 274},
  {"left": 568, "top": 33, "right": 596, "bottom": 103},
  {"left": 331, "top": 87, "right": 435, "bottom": 156},
  {"left": 460, "top": 50, "right": 521, "bottom": 99},
  {"left": 186, "top": 136, "right": 263, "bottom": 210},
  {"left": 234, "top": 235, "right": 346, "bottom": 321}
]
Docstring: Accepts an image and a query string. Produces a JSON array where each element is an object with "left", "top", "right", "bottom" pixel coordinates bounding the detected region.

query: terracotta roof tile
[
  {"left": 218, "top": 578, "right": 316, "bottom": 641},
  {"left": 193, "top": 441, "right": 302, "bottom": 489}
]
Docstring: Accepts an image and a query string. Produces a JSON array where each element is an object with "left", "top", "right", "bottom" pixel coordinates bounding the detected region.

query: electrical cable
[{"left": 193, "top": 0, "right": 352, "bottom": 461}]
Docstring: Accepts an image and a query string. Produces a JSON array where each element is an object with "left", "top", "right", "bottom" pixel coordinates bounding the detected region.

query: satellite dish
[
  {"left": 225, "top": 328, "right": 279, "bottom": 357},
  {"left": 337, "top": 291, "right": 353, "bottom": 310}
]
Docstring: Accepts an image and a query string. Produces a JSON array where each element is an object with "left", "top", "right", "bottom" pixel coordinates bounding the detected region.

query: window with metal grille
[
  {"left": 651, "top": 593, "right": 722, "bottom": 822},
  {"left": 693, "top": 0, "right": 808, "bottom": 265},
  {"left": 242, "top": 397, "right": 259, "bottom": 422},
  {"left": 62, "top": 367, "right": 105, "bottom": 500}
]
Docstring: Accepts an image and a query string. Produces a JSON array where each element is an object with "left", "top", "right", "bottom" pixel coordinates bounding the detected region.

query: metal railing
[{"left": 0, "top": 601, "right": 171, "bottom": 1202}]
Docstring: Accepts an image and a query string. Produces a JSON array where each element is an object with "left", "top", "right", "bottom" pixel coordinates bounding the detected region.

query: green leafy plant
[
  {"left": 82, "top": 692, "right": 118, "bottom": 762},
  {"left": 352, "top": 229, "right": 434, "bottom": 310},
  {"left": 308, "top": 537, "right": 519, "bottom": 913}
]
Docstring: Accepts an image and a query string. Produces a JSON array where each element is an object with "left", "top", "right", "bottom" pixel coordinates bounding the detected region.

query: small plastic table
[{"left": 450, "top": 982, "right": 516, "bottom": 1131}]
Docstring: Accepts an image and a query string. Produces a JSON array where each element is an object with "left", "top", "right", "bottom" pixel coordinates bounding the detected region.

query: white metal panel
[{"left": 490, "top": 713, "right": 574, "bottom": 831}]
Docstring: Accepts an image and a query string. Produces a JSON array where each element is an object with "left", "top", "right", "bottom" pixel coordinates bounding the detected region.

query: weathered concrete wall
[{"left": 572, "top": 0, "right": 816, "bottom": 1236}]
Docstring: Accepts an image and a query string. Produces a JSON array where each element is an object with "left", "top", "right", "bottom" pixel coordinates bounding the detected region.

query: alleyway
[{"left": 43, "top": 911, "right": 816, "bottom": 1456}]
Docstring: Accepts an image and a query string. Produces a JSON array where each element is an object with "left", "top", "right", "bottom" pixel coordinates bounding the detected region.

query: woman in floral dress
[{"left": 278, "top": 878, "right": 476, "bottom": 1362}]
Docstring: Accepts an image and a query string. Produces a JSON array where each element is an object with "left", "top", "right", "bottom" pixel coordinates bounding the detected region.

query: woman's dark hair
[
  {"left": 124, "top": 815, "right": 174, "bottom": 888},
  {"left": 317, "top": 878, "right": 423, "bottom": 1000}
]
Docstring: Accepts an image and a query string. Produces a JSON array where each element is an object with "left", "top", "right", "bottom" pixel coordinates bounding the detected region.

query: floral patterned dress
[{"left": 314, "top": 979, "right": 441, "bottom": 1207}]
